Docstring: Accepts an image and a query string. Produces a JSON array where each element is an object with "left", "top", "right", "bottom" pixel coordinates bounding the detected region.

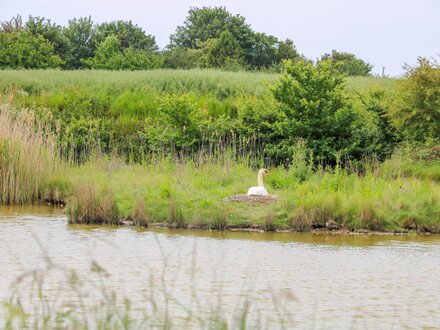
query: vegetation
[
  {"left": 391, "top": 57, "right": 440, "bottom": 142},
  {"left": 0, "top": 7, "right": 372, "bottom": 73},
  {"left": 0, "top": 53, "right": 438, "bottom": 233},
  {"left": 270, "top": 59, "right": 363, "bottom": 163},
  {"left": 0, "top": 105, "right": 60, "bottom": 204},
  {"left": 318, "top": 50, "right": 373, "bottom": 76},
  {"left": 0, "top": 66, "right": 394, "bottom": 165},
  {"left": 1, "top": 96, "right": 438, "bottom": 234},
  {"left": 1, "top": 248, "right": 277, "bottom": 329}
]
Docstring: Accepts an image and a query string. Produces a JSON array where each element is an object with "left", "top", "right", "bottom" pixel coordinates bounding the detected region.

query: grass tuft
[
  {"left": 67, "top": 183, "right": 119, "bottom": 225},
  {"left": 167, "top": 196, "right": 186, "bottom": 229},
  {"left": 262, "top": 211, "right": 277, "bottom": 232},
  {"left": 131, "top": 198, "right": 151, "bottom": 227}
]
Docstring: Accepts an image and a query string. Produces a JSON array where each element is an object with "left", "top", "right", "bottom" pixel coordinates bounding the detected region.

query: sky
[{"left": 1, "top": 0, "right": 439, "bottom": 76}]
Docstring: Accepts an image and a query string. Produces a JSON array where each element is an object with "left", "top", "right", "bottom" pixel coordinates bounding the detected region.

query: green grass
[
  {"left": 62, "top": 156, "right": 440, "bottom": 233},
  {"left": 0, "top": 69, "right": 398, "bottom": 164},
  {"left": 0, "top": 69, "right": 279, "bottom": 96},
  {"left": 0, "top": 69, "right": 396, "bottom": 95},
  {"left": 1, "top": 69, "right": 437, "bottom": 233}
]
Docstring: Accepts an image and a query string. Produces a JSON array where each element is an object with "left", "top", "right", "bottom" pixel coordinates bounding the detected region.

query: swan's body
[{"left": 247, "top": 169, "right": 268, "bottom": 196}]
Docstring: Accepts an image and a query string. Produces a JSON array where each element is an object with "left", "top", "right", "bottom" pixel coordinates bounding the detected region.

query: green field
[{"left": 0, "top": 69, "right": 396, "bottom": 94}]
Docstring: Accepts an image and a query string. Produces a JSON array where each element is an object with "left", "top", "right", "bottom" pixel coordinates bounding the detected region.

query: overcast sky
[{"left": 1, "top": 0, "right": 439, "bottom": 76}]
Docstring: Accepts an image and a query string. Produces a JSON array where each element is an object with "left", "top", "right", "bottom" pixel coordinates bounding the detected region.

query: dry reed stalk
[{"left": 0, "top": 104, "right": 59, "bottom": 204}]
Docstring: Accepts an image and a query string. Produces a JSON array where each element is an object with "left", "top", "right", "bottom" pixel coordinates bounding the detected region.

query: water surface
[{"left": 1, "top": 206, "right": 440, "bottom": 328}]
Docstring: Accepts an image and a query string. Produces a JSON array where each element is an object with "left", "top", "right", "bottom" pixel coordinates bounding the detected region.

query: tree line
[{"left": 0, "top": 7, "right": 373, "bottom": 75}]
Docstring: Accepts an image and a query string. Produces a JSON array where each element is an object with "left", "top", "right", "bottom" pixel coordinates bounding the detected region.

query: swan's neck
[{"left": 258, "top": 171, "right": 265, "bottom": 187}]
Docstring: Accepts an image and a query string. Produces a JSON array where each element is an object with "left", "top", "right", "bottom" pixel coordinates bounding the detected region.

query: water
[{"left": 1, "top": 206, "right": 440, "bottom": 328}]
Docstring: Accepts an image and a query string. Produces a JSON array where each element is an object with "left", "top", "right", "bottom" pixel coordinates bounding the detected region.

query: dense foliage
[
  {"left": 391, "top": 58, "right": 440, "bottom": 143},
  {"left": 0, "top": 29, "right": 63, "bottom": 69},
  {"left": 318, "top": 50, "right": 373, "bottom": 76},
  {"left": 0, "top": 9, "right": 370, "bottom": 73},
  {"left": 269, "top": 59, "right": 362, "bottom": 163},
  {"left": 0, "top": 67, "right": 400, "bottom": 165},
  {"left": 168, "top": 7, "right": 300, "bottom": 70}
]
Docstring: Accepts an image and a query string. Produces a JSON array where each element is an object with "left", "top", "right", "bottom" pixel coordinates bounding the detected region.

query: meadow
[{"left": 0, "top": 69, "right": 439, "bottom": 233}]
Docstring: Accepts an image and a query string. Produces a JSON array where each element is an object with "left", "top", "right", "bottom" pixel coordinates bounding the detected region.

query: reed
[
  {"left": 67, "top": 183, "right": 119, "bottom": 225},
  {"left": 131, "top": 198, "right": 151, "bottom": 227},
  {"left": 0, "top": 105, "right": 60, "bottom": 204}
]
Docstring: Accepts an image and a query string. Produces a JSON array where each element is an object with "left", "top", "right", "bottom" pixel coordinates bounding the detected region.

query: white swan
[{"left": 247, "top": 169, "right": 268, "bottom": 196}]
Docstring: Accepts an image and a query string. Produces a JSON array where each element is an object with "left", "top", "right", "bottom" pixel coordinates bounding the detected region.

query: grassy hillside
[
  {"left": 0, "top": 70, "right": 398, "bottom": 163},
  {"left": 0, "top": 69, "right": 396, "bottom": 95}
]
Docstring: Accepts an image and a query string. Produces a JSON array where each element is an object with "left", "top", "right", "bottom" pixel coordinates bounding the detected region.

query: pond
[{"left": 1, "top": 206, "right": 440, "bottom": 328}]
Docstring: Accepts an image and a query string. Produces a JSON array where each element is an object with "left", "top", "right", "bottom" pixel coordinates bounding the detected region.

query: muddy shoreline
[
  {"left": 119, "top": 220, "right": 435, "bottom": 235},
  {"left": 40, "top": 200, "right": 438, "bottom": 235}
]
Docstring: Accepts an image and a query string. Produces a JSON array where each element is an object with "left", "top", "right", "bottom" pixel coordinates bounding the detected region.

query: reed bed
[{"left": 0, "top": 105, "right": 61, "bottom": 204}]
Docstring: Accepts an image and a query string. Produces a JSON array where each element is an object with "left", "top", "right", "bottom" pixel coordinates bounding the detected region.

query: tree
[
  {"left": 391, "top": 57, "right": 440, "bottom": 143},
  {"left": 169, "top": 7, "right": 257, "bottom": 69},
  {"left": 162, "top": 47, "right": 200, "bottom": 69},
  {"left": 84, "top": 35, "right": 163, "bottom": 70},
  {"left": 63, "top": 16, "right": 96, "bottom": 69},
  {"left": 199, "top": 30, "right": 245, "bottom": 69},
  {"left": 268, "top": 59, "right": 361, "bottom": 164},
  {"left": 319, "top": 50, "right": 373, "bottom": 76},
  {"left": 0, "top": 15, "right": 23, "bottom": 33},
  {"left": 169, "top": 7, "right": 300, "bottom": 71},
  {"left": 357, "top": 90, "right": 400, "bottom": 159},
  {"left": 96, "top": 20, "right": 158, "bottom": 52},
  {"left": 276, "top": 39, "right": 300, "bottom": 62},
  {"left": 25, "top": 16, "right": 71, "bottom": 66},
  {"left": 248, "top": 33, "right": 278, "bottom": 69},
  {"left": 170, "top": 7, "right": 253, "bottom": 49},
  {"left": 0, "top": 30, "right": 63, "bottom": 68}
]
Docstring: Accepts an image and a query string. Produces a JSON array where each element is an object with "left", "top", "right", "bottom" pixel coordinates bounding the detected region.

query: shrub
[
  {"left": 269, "top": 59, "right": 362, "bottom": 164},
  {"left": 391, "top": 57, "right": 440, "bottom": 143},
  {"left": 0, "top": 31, "right": 63, "bottom": 69}
]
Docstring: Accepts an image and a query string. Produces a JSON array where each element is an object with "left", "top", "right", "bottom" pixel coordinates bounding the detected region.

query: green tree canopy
[
  {"left": 25, "top": 16, "right": 71, "bottom": 66},
  {"left": 84, "top": 35, "right": 163, "bottom": 70},
  {"left": 198, "top": 30, "right": 245, "bottom": 69},
  {"left": 276, "top": 39, "right": 300, "bottom": 62},
  {"left": 96, "top": 20, "right": 158, "bottom": 52},
  {"left": 0, "top": 30, "right": 63, "bottom": 68},
  {"left": 63, "top": 16, "right": 96, "bottom": 69},
  {"left": 168, "top": 6, "right": 296, "bottom": 70},
  {"left": 319, "top": 50, "right": 373, "bottom": 76}
]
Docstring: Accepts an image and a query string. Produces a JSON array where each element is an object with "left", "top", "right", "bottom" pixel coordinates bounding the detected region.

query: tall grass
[{"left": 0, "top": 105, "right": 61, "bottom": 204}]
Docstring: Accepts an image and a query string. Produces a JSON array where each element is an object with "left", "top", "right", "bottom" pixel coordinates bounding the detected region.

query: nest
[{"left": 224, "top": 194, "right": 279, "bottom": 204}]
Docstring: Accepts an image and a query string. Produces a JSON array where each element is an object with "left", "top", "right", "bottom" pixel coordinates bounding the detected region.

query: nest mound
[{"left": 225, "top": 194, "right": 279, "bottom": 204}]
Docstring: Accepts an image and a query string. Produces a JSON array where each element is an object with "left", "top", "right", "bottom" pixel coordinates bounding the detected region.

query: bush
[
  {"left": 391, "top": 57, "right": 440, "bottom": 143},
  {"left": 0, "top": 31, "right": 63, "bottom": 69},
  {"left": 269, "top": 59, "right": 362, "bottom": 164}
]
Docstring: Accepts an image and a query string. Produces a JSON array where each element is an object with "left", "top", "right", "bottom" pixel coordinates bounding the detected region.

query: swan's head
[{"left": 259, "top": 168, "right": 268, "bottom": 175}]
